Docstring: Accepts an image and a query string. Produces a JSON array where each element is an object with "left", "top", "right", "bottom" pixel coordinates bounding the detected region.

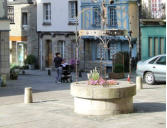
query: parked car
[{"left": 136, "top": 54, "right": 166, "bottom": 85}]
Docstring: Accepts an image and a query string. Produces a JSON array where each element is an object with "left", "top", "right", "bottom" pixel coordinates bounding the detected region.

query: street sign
[
  {"left": 79, "top": 29, "right": 128, "bottom": 37},
  {"left": 79, "top": 30, "right": 104, "bottom": 36}
]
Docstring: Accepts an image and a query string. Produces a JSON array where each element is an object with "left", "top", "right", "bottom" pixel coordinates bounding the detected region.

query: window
[
  {"left": 96, "top": 43, "right": 118, "bottom": 60},
  {"left": 109, "top": 43, "right": 117, "bottom": 59},
  {"left": 160, "top": 38, "right": 165, "bottom": 54},
  {"left": 57, "top": 41, "right": 65, "bottom": 58},
  {"left": 151, "top": 0, "right": 162, "bottom": 18},
  {"left": 96, "top": 44, "right": 105, "bottom": 59},
  {"left": 92, "top": 7, "right": 101, "bottom": 27},
  {"left": 154, "top": 37, "right": 158, "bottom": 55},
  {"left": 149, "top": 37, "right": 153, "bottom": 57},
  {"left": 156, "top": 56, "right": 166, "bottom": 65},
  {"left": 149, "top": 57, "right": 159, "bottom": 64},
  {"left": 43, "top": 3, "right": 51, "bottom": 23},
  {"left": 22, "top": 12, "right": 28, "bottom": 25},
  {"left": 8, "top": 6, "right": 14, "bottom": 24},
  {"left": 108, "top": 6, "right": 117, "bottom": 27},
  {"left": 148, "top": 37, "right": 166, "bottom": 57},
  {"left": 69, "top": 1, "right": 78, "bottom": 19}
]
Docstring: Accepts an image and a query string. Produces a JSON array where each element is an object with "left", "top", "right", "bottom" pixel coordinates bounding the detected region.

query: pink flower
[
  {"left": 107, "top": 80, "right": 118, "bottom": 85},
  {"left": 88, "top": 79, "right": 98, "bottom": 85},
  {"left": 98, "top": 77, "right": 106, "bottom": 85}
]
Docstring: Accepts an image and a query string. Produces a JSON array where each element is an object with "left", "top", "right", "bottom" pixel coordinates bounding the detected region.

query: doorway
[{"left": 45, "top": 40, "right": 52, "bottom": 67}]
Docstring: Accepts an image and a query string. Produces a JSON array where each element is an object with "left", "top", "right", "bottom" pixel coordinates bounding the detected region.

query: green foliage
[
  {"left": 113, "top": 64, "right": 124, "bottom": 73},
  {"left": 10, "top": 65, "right": 20, "bottom": 70},
  {"left": 88, "top": 67, "right": 100, "bottom": 81},
  {"left": 10, "top": 68, "right": 18, "bottom": 80},
  {"left": 24, "top": 55, "right": 36, "bottom": 65}
]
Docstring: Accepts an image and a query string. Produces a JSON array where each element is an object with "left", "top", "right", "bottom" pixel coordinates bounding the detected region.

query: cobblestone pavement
[{"left": 0, "top": 70, "right": 166, "bottom": 128}]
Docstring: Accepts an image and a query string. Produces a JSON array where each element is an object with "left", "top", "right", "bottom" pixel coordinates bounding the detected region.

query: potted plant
[
  {"left": 10, "top": 68, "right": 18, "bottom": 80},
  {"left": 24, "top": 55, "right": 36, "bottom": 70},
  {"left": 87, "top": 68, "right": 118, "bottom": 86}
]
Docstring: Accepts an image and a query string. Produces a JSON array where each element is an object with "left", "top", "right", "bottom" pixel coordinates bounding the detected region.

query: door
[{"left": 45, "top": 40, "right": 52, "bottom": 67}]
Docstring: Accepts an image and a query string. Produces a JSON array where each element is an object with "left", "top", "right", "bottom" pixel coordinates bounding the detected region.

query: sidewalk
[{"left": 0, "top": 70, "right": 166, "bottom": 128}]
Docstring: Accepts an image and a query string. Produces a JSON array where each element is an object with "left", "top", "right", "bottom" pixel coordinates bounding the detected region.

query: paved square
[{"left": 0, "top": 70, "right": 166, "bottom": 128}]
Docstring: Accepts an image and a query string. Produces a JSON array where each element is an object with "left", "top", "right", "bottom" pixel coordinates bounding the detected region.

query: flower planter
[
  {"left": 109, "top": 72, "right": 124, "bottom": 79},
  {"left": 71, "top": 81, "right": 136, "bottom": 115}
]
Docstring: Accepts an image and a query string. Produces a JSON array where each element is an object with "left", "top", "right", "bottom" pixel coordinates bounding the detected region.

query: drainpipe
[
  {"left": 37, "top": 32, "right": 40, "bottom": 69},
  {"left": 84, "top": 40, "right": 85, "bottom": 71},
  {"left": 39, "top": 35, "right": 43, "bottom": 70},
  {"left": 0, "top": 33, "right": 1, "bottom": 75},
  {"left": 137, "top": 0, "right": 141, "bottom": 60}
]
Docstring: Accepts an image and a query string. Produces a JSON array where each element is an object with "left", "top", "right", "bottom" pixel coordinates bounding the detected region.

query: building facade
[
  {"left": 140, "top": 0, "right": 166, "bottom": 60},
  {"left": 80, "top": 0, "right": 139, "bottom": 71},
  {"left": 8, "top": 0, "right": 38, "bottom": 66},
  {"left": 0, "top": 0, "right": 10, "bottom": 76},
  {"left": 37, "top": 0, "right": 83, "bottom": 70}
]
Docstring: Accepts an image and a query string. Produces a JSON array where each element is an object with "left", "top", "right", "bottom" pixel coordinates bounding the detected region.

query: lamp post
[{"left": 75, "top": 17, "right": 79, "bottom": 82}]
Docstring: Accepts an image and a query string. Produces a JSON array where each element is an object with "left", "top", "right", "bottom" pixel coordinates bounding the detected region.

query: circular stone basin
[{"left": 71, "top": 81, "right": 136, "bottom": 115}]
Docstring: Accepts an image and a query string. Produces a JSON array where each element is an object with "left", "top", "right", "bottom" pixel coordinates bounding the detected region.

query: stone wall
[
  {"left": 40, "top": 34, "right": 84, "bottom": 69},
  {"left": 0, "top": 32, "right": 10, "bottom": 75}
]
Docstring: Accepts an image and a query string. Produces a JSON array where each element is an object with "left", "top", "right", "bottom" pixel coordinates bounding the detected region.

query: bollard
[
  {"left": 79, "top": 71, "right": 82, "bottom": 77},
  {"left": 1, "top": 75, "right": 7, "bottom": 87},
  {"left": 24, "top": 87, "right": 33, "bottom": 104},
  {"left": 0, "top": 77, "right": 2, "bottom": 87},
  {"left": 48, "top": 69, "right": 51, "bottom": 76},
  {"left": 136, "top": 76, "right": 143, "bottom": 90}
]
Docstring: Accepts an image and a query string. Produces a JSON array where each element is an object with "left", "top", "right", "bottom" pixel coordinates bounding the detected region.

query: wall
[
  {"left": 0, "top": 32, "right": 10, "bottom": 75},
  {"left": 0, "top": 0, "right": 10, "bottom": 76},
  {"left": 37, "top": 0, "right": 81, "bottom": 32},
  {"left": 128, "top": 2, "right": 139, "bottom": 38},
  {"left": 0, "top": 0, "right": 6, "bottom": 18},
  {"left": 39, "top": 34, "right": 84, "bottom": 69},
  {"left": 81, "top": 1, "right": 130, "bottom": 30}
]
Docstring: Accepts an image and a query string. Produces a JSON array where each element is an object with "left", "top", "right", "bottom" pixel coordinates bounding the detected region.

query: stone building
[
  {"left": 37, "top": 0, "right": 83, "bottom": 70},
  {"left": 0, "top": 0, "right": 10, "bottom": 76},
  {"left": 8, "top": 0, "right": 38, "bottom": 66}
]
